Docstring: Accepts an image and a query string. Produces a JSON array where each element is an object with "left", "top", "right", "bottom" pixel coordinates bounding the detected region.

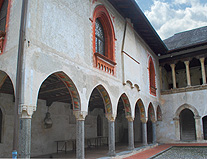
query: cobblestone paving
[{"left": 153, "top": 146, "right": 207, "bottom": 159}]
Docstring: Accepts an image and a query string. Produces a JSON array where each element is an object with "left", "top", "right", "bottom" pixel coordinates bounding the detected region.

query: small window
[{"left": 95, "top": 19, "right": 105, "bottom": 55}]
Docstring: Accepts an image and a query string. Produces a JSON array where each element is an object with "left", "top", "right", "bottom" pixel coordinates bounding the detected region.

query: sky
[{"left": 136, "top": 0, "right": 207, "bottom": 40}]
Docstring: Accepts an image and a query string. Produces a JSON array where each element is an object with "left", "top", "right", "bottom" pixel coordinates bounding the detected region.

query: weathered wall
[
  {"left": 158, "top": 89, "right": 207, "bottom": 143},
  {"left": 0, "top": 0, "right": 161, "bottom": 156}
]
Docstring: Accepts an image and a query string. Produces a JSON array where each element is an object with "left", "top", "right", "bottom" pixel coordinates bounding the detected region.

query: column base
[
  {"left": 107, "top": 151, "right": 116, "bottom": 157},
  {"left": 127, "top": 146, "right": 134, "bottom": 151}
]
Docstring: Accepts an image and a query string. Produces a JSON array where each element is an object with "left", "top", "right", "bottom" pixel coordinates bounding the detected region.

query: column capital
[
  {"left": 106, "top": 113, "right": 116, "bottom": 122},
  {"left": 194, "top": 115, "right": 201, "bottom": 119},
  {"left": 19, "top": 104, "right": 36, "bottom": 118},
  {"left": 199, "top": 57, "right": 205, "bottom": 63},
  {"left": 170, "top": 63, "right": 175, "bottom": 69},
  {"left": 141, "top": 117, "right": 148, "bottom": 123},
  {"left": 184, "top": 60, "right": 190, "bottom": 65},
  {"left": 126, "top": 116, "right": 134, "bottom": 122},
  {"left": 73, "top": 111, "right": 87, "bottom": 121}
]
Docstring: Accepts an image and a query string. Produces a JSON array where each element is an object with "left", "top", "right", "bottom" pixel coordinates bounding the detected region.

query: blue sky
[{"left": 136, "top": 0, "right": 207, "bottom": 39}]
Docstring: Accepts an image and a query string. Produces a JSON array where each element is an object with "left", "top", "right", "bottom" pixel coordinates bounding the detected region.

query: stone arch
[
  {"left": 157, "top": 105, "right": 162, "bottom": 121},
  {"left": 119, "top": 93, "right": 131, "bottom": 117},
  {"left": 148, "top": 103, "right": 155, "bottom": 122},
  {"left": 96, "top": 85, "right": 112, "bottom": 114},
  {"left": 135, "top": 99, "right": 146, "bottom": 121},
  {"left": 37, "top": 71, "right": 81, "bottom": 111},
  {"left": 175, "top": 104, "right": 199, "bottom": 119}
]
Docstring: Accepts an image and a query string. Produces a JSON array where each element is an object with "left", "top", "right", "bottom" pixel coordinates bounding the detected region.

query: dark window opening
[
  {"left": 97, "top": 115, "right": 102, "bottom": 136},
  {"left": 95, "top": 19, "right": 105, "bottom": 56},
  {"left": 0, "top": 0, "right": 8, "bottom": 32}
]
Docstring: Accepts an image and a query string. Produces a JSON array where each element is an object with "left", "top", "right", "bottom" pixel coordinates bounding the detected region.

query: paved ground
[
  {"left": 124, "top": 143, "right": 207, "bottom": 159},
  {"left": 33, "top": 143, "right": 207, "bottom": 159}
]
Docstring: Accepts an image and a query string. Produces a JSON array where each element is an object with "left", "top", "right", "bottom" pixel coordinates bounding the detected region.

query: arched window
[
  {"left": 149, "top": 57, "right": 156, "bottom": 96},
  {"left": 92, "top": 5, "right": 116, "bottom": 75},
  {"left": 0, "top": 108, "right": 2, "bottom": 143},
  {"left": 95, "top": 19, "right": 105, "bottom": 56}
]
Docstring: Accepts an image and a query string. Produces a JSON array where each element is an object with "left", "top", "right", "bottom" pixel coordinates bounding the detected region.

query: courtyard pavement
[{"left": 33, "top": 143, "right": 207, "bottom": 159}]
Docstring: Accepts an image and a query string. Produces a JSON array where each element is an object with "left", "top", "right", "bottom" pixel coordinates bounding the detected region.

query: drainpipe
[
  {"left": 121, "top": 19, "right": 127, "bottom": 85},
  {"left": 13, "top": 0, "right": 28, "bottom": 158}
]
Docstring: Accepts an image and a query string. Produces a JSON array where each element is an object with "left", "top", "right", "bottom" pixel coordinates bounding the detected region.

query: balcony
[
  {"left": 161, "top": 84, "right": 207, "bottom": 95},
  {"left": 94, "top": 52, "right": 116, "bottom": 75}
]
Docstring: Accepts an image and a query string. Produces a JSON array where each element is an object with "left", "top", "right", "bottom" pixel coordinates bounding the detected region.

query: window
[
  {"left": 92, "top": 5, "right": 116, "bottom": 75},
  {"left": 0, "top": 0, "right": 10, "bottom": 54},
  {"left": 149, "top": 57, "right": 156, "bottom": 96},
  {"left": 0, "top": 0, "right": 8, "bottom": 32},
  {"left": 95, "top": 19, "right": 105, "bottom": 55}
]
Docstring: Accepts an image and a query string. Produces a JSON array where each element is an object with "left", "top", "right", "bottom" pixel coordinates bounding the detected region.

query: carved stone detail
[
  {"left": 19, "top": 105, "right": 36, "bottom": 118},
  {"left": 106, "top": 113, "right": 116, "bottom": 121},
  {"left": 73, "top": 111, "right": 87, "bottom": 121}
]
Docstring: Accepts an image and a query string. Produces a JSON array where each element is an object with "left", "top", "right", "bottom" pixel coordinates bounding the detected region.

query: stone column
[
  {"left": 159, "top": 66, "right": 163, "bottom": 90},
  {"left": 170, "top": 64, "right": 177, "bottom": 89},
  {"left": 173, "top": 117, "right": 180, "bottom": 141},
  {"left": 18, "top": 105, "right": 36, "bottom": 158},
  {"left": 141, "top": 118, "right": 148, "bottom": 146},
  {"left": 200, "top": 57, "right": 206, "bottom": 85},
  {"left": 184, "top": 61, "right": 191, "bottom": 86},
  {"left": 126, "top": 116, "right": 134, "bottom": 151},
  {"left": 152, "top": 121, "right": 157, "bottom": 144},
  {"left": 106, "top": 114, "right": 116, "bottom": 156},
  {"left": 194, "top": 115, "right": 202, "bottom": 140},
  {"left": 73, "top": 111, "right": 87, "bottom": 159}
]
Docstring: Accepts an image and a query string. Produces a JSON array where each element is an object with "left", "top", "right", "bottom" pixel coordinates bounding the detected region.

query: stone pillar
[
  {"left": 106, "top": 114, "right": 116, "bottom": 156},
  {"left": 173, "top": 117, "right": 180, "bottom": 141},
  {"left": 152, "top": 121, "right": 157, "bottom": 144},
  {"left": 18, "top": 105, "right": 36, "bottom": 158},
  {"left": 194, "top": 115, "right": 202, "bottom": 140},
  {"left": 159, "top": 66, "right": 163, "bottom": 90},
  {"left": 126, "top": 116, "right": 134, "bottom": 151},
  {"left": 184, "top": 61, "right": 191, "bottom": 86},
  {"left": 73, "top": 111, "right": 87, "bottom": 159},
  {"left": 170, "top": 64, "right": 177, "bottom": 89},
  {"left": 141, "top": 118, "right": 148, "bottom": 146},
  {"left": 200, "top": 57, "right": 206, "bottom": 85}
]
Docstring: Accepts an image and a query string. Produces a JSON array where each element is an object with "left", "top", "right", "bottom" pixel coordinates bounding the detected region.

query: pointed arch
[
  {"left": 148, "top": 57, "right": 156, "bottom": 96},
  {"left": 38, "top": 71, "right": 81, "bottom": 111},
  {"left": 119, "top": 93, "right": 131, "bottom": 117},
  {"left": 148, "top": 103, "right": 155, "bottom": 122},
  {"left": 157, "top": 105, "right": 162, "bottom": 121},
  {"left": 135, "top": 99, "right": 146, "bottom": 120},
  {"left": 95, "top": 85, "right": 112, "bottom": 114}
]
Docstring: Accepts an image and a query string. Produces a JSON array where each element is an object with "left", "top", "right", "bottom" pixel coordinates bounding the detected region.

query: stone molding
[
  {"left": 19, "top": 104, "right": 36, "bottom": 118},
  {"left": 73, "top": 111, "right": 87, "bottom": 121},
  {"left": 106, "top": 113, "right": 116, "bottom": 121}
]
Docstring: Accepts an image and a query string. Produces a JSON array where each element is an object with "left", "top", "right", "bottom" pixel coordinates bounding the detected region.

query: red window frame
[
  {"left": 149, "top": 57, "right": 156, "bottom": 96},
  {"left": 92, "top": 5, "right": 116, "bottom": 75}
]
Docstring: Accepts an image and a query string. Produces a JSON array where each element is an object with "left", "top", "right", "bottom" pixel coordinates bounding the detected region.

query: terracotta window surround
[
  {"left": 149, "top": 57, "right": 156, "bottom": 96},
  {"left": 92, "top": 5, "right": 116, "bottom": 75}
]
